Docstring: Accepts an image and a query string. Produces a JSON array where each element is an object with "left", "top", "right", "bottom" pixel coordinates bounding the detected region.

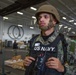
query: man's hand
[
  {"left": 23, "top": 56, "right": 35, "bottom": 66},
  {"left": 46, "top": 57, "right": 64, "bottom": 72}
]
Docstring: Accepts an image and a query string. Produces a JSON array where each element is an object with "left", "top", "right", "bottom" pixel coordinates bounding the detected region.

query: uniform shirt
[{"left": 29, "top": 31, "right": 76, "bottom": 75}]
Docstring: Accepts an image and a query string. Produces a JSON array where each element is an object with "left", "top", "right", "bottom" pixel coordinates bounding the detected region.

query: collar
[{"left": 35, "top": 31, "right": 59, "bottom": 45}]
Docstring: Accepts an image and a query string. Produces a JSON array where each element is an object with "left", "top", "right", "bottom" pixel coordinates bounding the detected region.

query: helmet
[{"left": 35, "top": 5, "right": 60, "bottom": 24}]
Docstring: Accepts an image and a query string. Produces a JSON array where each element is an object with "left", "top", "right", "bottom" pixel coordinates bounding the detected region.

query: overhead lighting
[
  {"left": 3, "top": 17, "right": 8, "bottom": 20},
  {"left": 32, "top": 16, "right": 36, "bottom": 19},
  {"left": 68, "top": 27, "right": 71, "bottom": 30},
  {"left": 74, "top": 23, "right": 76, "bottom": 25},
  {"left": 59, "top": 24, "right": 63, "bottom": 30},
  {"left": 72, "top": 31, "right": 75, "bottom": 34},
  {"left": 17, "top": 11, "right": 23, "bottom": 15},
  {"left": 34, "top": 19, "right": 36, "bottom": 24},
  {"left": 68, "top": 27, "right": 71, "bottom": 32},
  {"left": 30, "top": 26, "right": 34, "bottom": 29},
  {"left": 69, "top": 20, "right": 74, "bottom": 22},
  {"left": 30, "top": 7, "right": 37, "bottom": 11},
  {"left": 62, "top": 17, "right": 66, "bottom": 20},
  {"left": 64, "top": 26, "right": 68, "bottom": 28},
  {"left": 59, "top": 24, "right": 63, "bottom": 27},
  {"left": 18, "top": 24, "right": 23, "bottom": 27}
]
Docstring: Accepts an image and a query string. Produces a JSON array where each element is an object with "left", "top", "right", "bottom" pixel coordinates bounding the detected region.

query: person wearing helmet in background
[{"left": 24, "top": 5, "right": 75, "bottom": 75}]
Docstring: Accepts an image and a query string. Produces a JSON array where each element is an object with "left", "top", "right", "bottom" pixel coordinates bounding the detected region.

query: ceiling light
[
  {"left": 68, "top": 27, "right": 71, "bottom": 30},
  {"left": 18, "top": 24, "right": 23, "bottom": 27},
  {"left": 30, "top": 7, "right": 37, "bottom": 11},
  {"left": 34, "top": 19, "right": 36, "bottom": 24},
  {"left": 72, "top": 31, "right": 75, "bottom": 34},
  {"left": 3, "top": 17, "right": 8, "bottom": 20},
  {"left": 17, "top": 11, "right": 23, "bottom": 15},
  {"left": 30, "top": 27, "right": 34, "bottom": 29},
  {"left": 64, "top": 26, "right": 68, "bottom": 28},
  {"left": 62, "top": 17, "right": 66, "bottom": 20},
  {"left": 59, "top": 24, "right": 63, "bottom": 27},
  {"left": 69, "top": 20, "right": 74, "bottom": 22},
  {"left": 68, "top": 27, "right": 71, "bottom": 32},
  {"left": 74, "top": 23, "right": 76, "bottom": 25},
  {"left": 59, "top": 24, "right": 63, "bottom": 30},
  {"left": 32, "top": 16, "right": 36, "bottom": 19}
]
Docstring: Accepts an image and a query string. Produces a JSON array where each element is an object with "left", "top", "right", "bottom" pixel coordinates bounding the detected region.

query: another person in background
[
  {"left": 23, "top": 4, "right": 75, "bottom": 75},
  {"left": 13, "top": 40, "right": 18, "bottom": 56}
]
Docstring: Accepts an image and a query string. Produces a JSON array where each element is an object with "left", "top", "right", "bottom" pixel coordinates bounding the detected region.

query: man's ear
[{"left": 52, "top": 19, "right": 57, "bottom": 26}]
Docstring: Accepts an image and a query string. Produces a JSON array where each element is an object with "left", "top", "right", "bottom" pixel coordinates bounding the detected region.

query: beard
[{"left": 39, "top": 21, "right": 55, "bottom": 31}]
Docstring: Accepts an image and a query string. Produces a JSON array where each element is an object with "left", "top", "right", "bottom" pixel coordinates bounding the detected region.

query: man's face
[{"left": 37, "top": 13, "right": 56, "bottom": 31}]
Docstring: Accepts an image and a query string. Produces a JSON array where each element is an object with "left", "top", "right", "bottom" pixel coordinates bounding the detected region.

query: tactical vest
[{"left": 25, "top": 33, "right": 68, "bottom": 75}]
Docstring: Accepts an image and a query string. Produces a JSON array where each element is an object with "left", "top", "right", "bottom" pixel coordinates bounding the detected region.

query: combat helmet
[{"left": 35, "top": 5, "right": 60, "bottom": 24}]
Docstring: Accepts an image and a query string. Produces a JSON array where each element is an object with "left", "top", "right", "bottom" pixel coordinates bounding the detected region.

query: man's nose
[{"left": 40, "top": 17, "right": 44, "bottom": 22}]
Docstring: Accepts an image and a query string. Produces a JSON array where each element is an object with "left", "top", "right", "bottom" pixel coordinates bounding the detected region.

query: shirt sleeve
[{"left": 64, "top": 37, "right": 76, "bottom": 75}]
